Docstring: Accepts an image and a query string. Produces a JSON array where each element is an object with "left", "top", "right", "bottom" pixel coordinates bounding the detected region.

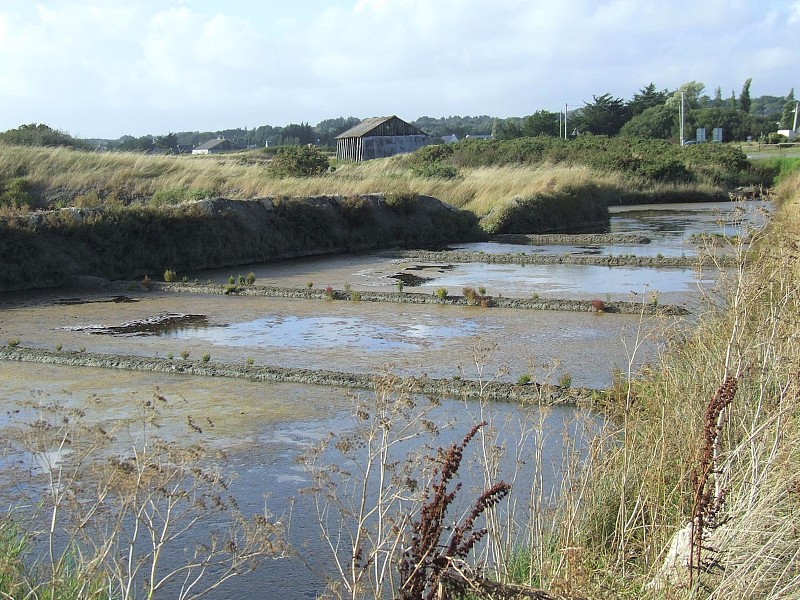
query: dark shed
[{"left": 336, "top": 115, "right": 429, "bottom": 162}]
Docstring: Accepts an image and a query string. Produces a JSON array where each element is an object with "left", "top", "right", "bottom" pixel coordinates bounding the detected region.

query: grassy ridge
[{"left": 535, "top": 172, "right": 800, "bottom": 597}]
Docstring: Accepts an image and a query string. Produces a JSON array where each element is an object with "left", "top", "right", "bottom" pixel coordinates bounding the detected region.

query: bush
[
  {"left": 435, "top": 288, "right": 448, "bottom": 300},
  {"left": 385, "top": 192, "right": 419, "bottom": 213},
  {"left": 246, "top": 272, "right": 256, "bottom": 285},
  {"left": 0, "top": 177, "right": 35, "bottom": 209},
  {"left": 268, "top": 146, "right": 329, "bottom": 177},
  {"left": 163, "top": 268, "right": 177, "bottom": 282},
  {"left": 150, "top": 188, "right": 211, "bottom": 207}
]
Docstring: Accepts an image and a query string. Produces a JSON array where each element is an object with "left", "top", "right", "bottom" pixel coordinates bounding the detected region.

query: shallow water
[
  {"left": 0, "top": 200, "right": 763, "bottom": 599},
  {"left": 0, "top": 362, "right": 599, "bottom": 600}
]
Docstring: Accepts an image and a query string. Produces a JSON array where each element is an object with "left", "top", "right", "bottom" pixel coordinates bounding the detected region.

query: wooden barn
[{"left": 336, "top": 116, "right": 429, "bottom": 162}]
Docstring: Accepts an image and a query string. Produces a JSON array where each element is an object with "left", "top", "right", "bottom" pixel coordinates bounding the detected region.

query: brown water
[{"left": 0, "top": 200, "right": 763, "bottom": 599}]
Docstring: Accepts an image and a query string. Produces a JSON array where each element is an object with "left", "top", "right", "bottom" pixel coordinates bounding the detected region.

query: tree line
[{"left": 2, "top": 80, "right": 796, "bottom": 153}]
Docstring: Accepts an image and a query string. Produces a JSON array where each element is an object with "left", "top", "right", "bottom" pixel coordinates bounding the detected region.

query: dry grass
[
  {"left": 549, "top": 173, "right": 800, "bottom": 598},
  {"left": 2, "top": 144, "right": 706, "bottom": 218}
]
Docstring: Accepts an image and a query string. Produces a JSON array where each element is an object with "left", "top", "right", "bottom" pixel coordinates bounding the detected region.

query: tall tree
[
  {"left": 739, "top": 78, "right": 753, "bottom": 113},
  {"left": 579, "top": 93, "right": 631, "bottom": 136},
  {"left": 667, "top": 81, "right": 706, "bottom": 109},
  {"left": 628, "top": 83, "right": 670, "bottom": 116},
  {"left": 522, "top": 110, "right": 560, "bottom": 137},
  {"left": 712, "top": 87, "right": 724, "bottom": 108},
  {"left": 780, "top": 89, "right": 798, "bottom": 129}
]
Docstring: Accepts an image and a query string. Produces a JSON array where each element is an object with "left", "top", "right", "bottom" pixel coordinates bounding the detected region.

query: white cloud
[{"left": 0, "top": 0, "right": 797, "bottom": 137}]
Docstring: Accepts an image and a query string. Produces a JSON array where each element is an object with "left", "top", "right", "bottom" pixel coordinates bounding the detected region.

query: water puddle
[{"left": 165, "top": 313, "right": 487, "bottom": 351}]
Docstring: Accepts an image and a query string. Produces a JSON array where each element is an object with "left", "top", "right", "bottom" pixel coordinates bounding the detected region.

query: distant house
[
  {"left": 192, "top": 138, "right": 237, "bottom": 155},
  {"left": 336, "top": 116, "right": 430, "bottom": 161},
  {"left": 441, "top": 134, "right": 459, "bottom": 144}
]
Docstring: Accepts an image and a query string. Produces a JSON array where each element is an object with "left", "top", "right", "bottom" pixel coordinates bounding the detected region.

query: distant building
[
  {"left": 336, "top": 115, "right": 429, "bottom": 161},
  {"left": 441, "top": 134, "right": 459, "bottom": 144},
  {"left": 464, "top": 134, "right": 492, "bottom": 140},
  {"left": 192, "top": 138, "right": 238, "bottom": 155}
]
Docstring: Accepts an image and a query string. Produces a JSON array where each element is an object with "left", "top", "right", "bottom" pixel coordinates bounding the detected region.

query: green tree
[
  {"left": 712, "top": 87, "right": 724, "bottom": 108},
  {"left": 154, "top": 132, "right": 178, "bottom": 153},
  {"left": 668, "top": 81, "right": 706, "bottom": 109},
  {"left": 314, "top": 117, "right": 361, "bottom": 146},
  {"left": 0, "top": 123, "right": 91, "bottom": 149},
  {"left": 279, "top": 122, "right": 316, "bottom": 145},
  {"left": 491, "top": 118, "right": 522, "bottom": 140},
  {"left": 619, "top": 105, "right": 679, "bottom": 139},
  {"left": 739, "top": 78, "right": 752, "bottom": 113},
  {"left": 522, "top": 110, "right": 560, "bottom": 137},
  {"left": 578, "top": 93, "right": 631, "bottom": 136},
  {"left": 780, "top": 89, "right": 797, "bottom": 129},
  {"left": 117, "top": 135, "right": 155, "bottom": 152},
  {"left": 628, "top": 83, "right": 670, "bottom": 116}
]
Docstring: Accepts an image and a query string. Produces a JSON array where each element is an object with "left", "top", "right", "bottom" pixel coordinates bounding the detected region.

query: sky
[{"left": 0, "top": 0, "right": 798, "bottom": 139}]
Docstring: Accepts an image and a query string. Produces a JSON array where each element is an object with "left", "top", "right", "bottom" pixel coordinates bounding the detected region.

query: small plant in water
[
  {"left": 306, "top": 281, "right": 314, "bottom": 289},
  {"left": 325, "top": 286, "right": 336, "bottom": 300},
  {"left": 202, "top": 353, "right": 211, "bottom": 363},
  {"left": 180, "top": 350, "right": 190, "bottom": 360},
  {"left": 228, "top": 275, "right": 236, "bottom": 285},
  {"left": 343, "top": 282, "right": 351, "bottom": 293},
  {"left": 436, "top": 287, "right": 448, "bottom": 301},
  {"left": 478, "top": 286, "right": 487, "bottom": 296},
  {"left": 55, "top": 343, "right": 62, "bottom": 351},
  {"left": 246, "top": 357, "right": 254, "bottom": 366},
  {"left": 238, "top": 274, "right": 246, "bottom": 285},
  {"left": 396, "top": 280, "right": 404, "bottom": 293},
  {"left": 246, "top": 272, "right": 256, "bottom": 285},
  {"left": 7, "top": 337, "right": 20, "bottom": 348},
  {"left": 163, "top": 269, "right": 177, "bottom": 282},
  {"left": 517, "top": 373, "right": 532, "bottom": 385},
  {"left": 351, "top": 290, "right": 362, "bottom": 302},
  {"left": 558, "top": 373, "right": 572, "bottom": 389},
  {"left": 167, "top": 352, "right": 174, "bottom": 360},
  {"left": 79, "top": 346, "right": 86, "bottom": 353},
  {"left": 141, "top": 275, "right": 152, "bottom": 290}
]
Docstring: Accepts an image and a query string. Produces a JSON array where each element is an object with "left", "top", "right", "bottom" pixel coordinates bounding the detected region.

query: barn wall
[{"left": 361, "top": 135, "right": 429, "bottom": 160}]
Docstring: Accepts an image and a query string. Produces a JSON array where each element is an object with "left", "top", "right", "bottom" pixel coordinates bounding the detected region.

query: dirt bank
[
  {"left": 389, "top": 249, "right": 735, "bottom": 269},
  {"left": 133, "top": 281, "right": 689, "bottom": 315},
  {"left": 492, "top": 233, "right": 652, "bottom": 245},
  {"left": 0, "top": 346, "right": 596, "bottom": 405}
]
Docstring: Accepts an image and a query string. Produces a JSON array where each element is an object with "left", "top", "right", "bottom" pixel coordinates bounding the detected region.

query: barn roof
[
  {"left": 336, "top": 115, "right": 427, "bottom": 139},
  {"left": 194, "top": 138, "right": 234, "bottom": 151}
]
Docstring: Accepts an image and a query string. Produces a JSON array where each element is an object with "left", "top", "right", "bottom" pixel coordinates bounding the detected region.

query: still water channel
[{"left": 0, "top": 201, "right": 764, "bottom": 598}]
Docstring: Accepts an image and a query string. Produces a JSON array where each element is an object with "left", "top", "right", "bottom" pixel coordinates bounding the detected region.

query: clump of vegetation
[
  {"left": 150, "top": 187, "right": 211, "bottom": 207},
  {"left": 180, "top": 350, "right": 190, "bottom": 360},
  {"left": 306, "top": 281, "right": 314, "bottom": 289},
  {"left": 55, "top": 343, "right": 62, "bottom": 351},
  {"left": 435, "top": 287, "right": 448, "bottom": 300},
  {"left": 163, "top": 268, "right": 177, "bottom": 282},
  {"left": 517, "top": 373, "right": 532, "bottom": 385},
  {"left": 385, "top": 191, "right": 419, "bottom": 213},
  {"left": 325, "top": 285, "right": 336, "bottom": 300},
  {"left": 7, "top": 337, "right": 20, "bottom": 348},
  {"left": 558, "top": 373, "right": 572, "bottom": 388},
  {"left": 462, "top": 286, "right": 492, "bottom": 307},
  {"left": 350, "top": 290, "right": 362, "bottom": 302},
  {"left": 268, "top": 146, "right": 329, "bottom": 177},
  {"left": 141, "top": 275, "right": 152, "bottom": 290},
  {"left": 201, "top": 353, "right": 210, "bottom": 363},
  {"left": 246, "top": 272, "right": 256, "bottom": 285},
  {"left": 396, "top": 280, "right": 404, "bottom": 293}
]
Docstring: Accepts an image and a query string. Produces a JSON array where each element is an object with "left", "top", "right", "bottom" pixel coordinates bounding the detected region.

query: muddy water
[
  {"left": 0, "top": 362, "right": 598, "bottom": 600},
  {"left": 0, "top": 200, "right": 760, "bottom": 599},
  {"left": 0, "top": 290, "right": 663, "bottom": 388}
]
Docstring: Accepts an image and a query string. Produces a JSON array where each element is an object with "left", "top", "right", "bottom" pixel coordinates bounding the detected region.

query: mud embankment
[
  {"left": 390, "top": 249, "right": 735, "bottom": 268},
  {"left": 138, "top": 281, "right": 688, "bottom": 315},
  {"left": 0, "top": 194, "right": 483, "bottom": 292},
  {"left": 492, "top": 233, "right": 652, "bottom": 246},
  {"left": 0, "top": 346, "right": 597, "bottom": 405}
]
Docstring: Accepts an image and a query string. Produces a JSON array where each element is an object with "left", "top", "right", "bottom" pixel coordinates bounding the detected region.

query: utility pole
[
  {"left": 564, "top": 103, "right": 568, "bottom": 140},
  {"left": 680, "top": 92, "right": 685, "bottom": 146},
  {"left": 793, "top": 101, "right": 799, "bottom": 131}
]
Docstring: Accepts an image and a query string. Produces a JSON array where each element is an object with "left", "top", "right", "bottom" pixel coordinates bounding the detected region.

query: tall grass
[
  {"left": 544, "top": 175, "right": 800, "bottom": 597},
  {"left": 1, "top": 143, "right": 725, "bottom": 216}
]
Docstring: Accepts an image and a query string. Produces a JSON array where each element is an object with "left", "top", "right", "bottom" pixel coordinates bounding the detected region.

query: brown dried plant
[
  {"left": 398, "top": 422, "right": 511, "bottom": 600},
  {"left": 689, "top": 375, "right": 737, "bottom": 587}
]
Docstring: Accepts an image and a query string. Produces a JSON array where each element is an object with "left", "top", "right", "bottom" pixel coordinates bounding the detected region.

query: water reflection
[{"left": 164, "top": 314, "right": 488, "bottom": 351}]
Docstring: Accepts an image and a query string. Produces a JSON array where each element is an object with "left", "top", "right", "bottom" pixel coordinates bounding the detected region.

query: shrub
[
  {"left": 0, "top": 177, "right": 35, "bottom": 209},
  {"left": 163, "top": 269, "right": 177, "bottom": 282},
  {"left": 396, "top": 280, "right": 404, "bottom": 293},
  {"left": 268, "top": 146, "right": 329, "bottom": 177},
  {"left": 246, "top": 357, "right": 254, "bottom": 366},
  {"left": 180, "top": 350, "right": 190, "bottom": 360},
  {"left": 228, "top": 276, "right": 235, "bottom": 285},
  {"left": 246, "top": 272, "right": 256, "bottom": 285},
  {"left": 150, "top": 187, "right": 211, "bottom": 207},
  {"left": 435, "top": 287, "right": 448, "bottom": 300},
  {"left": 141, "top": 275, "right": 152, "bottom": 290},
  {"left": 558, "top": 373, "right": 572, "bottom": 388},
  {"left": 351, "top": 290, "right": 362, "bottom": 302},
  {"left": 55, "top": 343, "right": 62, "bottom": 351},
  {"left": 7, "top": 337, "right": 20, "bottom": 348},
  {"left": 306, "top": 281, "right": 314, "bottom": 289},
  {"left": 385, "top": 191, "right": 419, "bottom": 213},
  {"left": 517, "top": 374, "right": 532, "bottom": 385},
  {"left": 238, "top": 274, "right": 246, "bottom": 285},
  {"left": 201, "top": 353, "right": 210, "bottom": 363},
  {"left": 325, "top": 285, "right": 336, "bottom": 300}
]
